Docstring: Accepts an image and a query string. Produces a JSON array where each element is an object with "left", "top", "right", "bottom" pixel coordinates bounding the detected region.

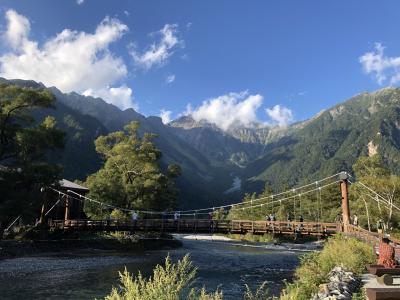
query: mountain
[
  {"left": 241, "top": 88, "right": 400, "bottom": 191},
  {"left": 0, "top": 78, "right": 234, "bottom": 208},
  {"left": 2, "top": 77, "right": 399, "bottom": 208},
  {"left": 170, "top": 115, "right": 295, "bottom": 167},
  {"left": 169, "top": 88, "right": 400, "bottom": 194}
]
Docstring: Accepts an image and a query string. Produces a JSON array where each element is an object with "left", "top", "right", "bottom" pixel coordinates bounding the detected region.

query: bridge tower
[{"left": 339, "top": 172, "right": 350, "bottom": 231}]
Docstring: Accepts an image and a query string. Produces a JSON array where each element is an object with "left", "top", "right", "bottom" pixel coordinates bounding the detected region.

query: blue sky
[{"left": 0, "top": 1, "right": 399, "bottom": 128}]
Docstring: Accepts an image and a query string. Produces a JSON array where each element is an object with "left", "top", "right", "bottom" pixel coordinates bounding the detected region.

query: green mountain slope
[
  {"left": 0, "top": 78, "right": 234, "bottom": 208},
  {"left": 2, "top": 77, "right": 399, "bottom": 208},
  {"left": 242, "top": 88, "right": 400, "bottom": 192}
]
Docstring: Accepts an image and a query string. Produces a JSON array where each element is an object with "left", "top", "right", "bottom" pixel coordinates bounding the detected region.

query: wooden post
[
  {"left": 39, "top": 188, "right": 48, "bottom": 225},
  {"left": 64, "top": 196, "right": 70, "bottom": 221},
  {"left": 39, "top": 204, "right": 46, "bottom": 225},
  {"left": 339, "top": 172, "right": 350, "bottom": 231}
]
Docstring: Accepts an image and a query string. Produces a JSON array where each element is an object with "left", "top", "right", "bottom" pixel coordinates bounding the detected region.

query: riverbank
[
  {"left": 279, "top": 234, "right": 376, "bottom": 300},
  {"left": 0, "top": 230, "right": 182, "bottom": 259}
]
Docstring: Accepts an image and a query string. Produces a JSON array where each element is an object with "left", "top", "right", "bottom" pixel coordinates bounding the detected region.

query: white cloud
[
  {"left": 190, "top": 91, "right": 263, "bottom": 131},
  {"left": 130, "top": 24, "right": 182, "bottom": 70},
  {"left": 0, "top": 10, "right": 137, "bottom": 109},
  {"left": 165, "top": 74, "right": 175, "bottom": 84},
  {"left": 123, "top": 10, "right": 130, "bottom": 16},
  {"left": 76, "top": 0, "right": 84, "bottom": 5},
  {"left": 83, "top": 85, "right": 135, "bottom": 110},
  {"left": 159, "top": 109, "right": 172, "bottom": 124},
  {"left": 265, "top": 105, "right": 293, "bottom": 127},
  {"left": 3, "top": 9, "right": 30, "bottom": 49},
  {"left": 359, "top": 42, "right": 400, "bottom": 85}
]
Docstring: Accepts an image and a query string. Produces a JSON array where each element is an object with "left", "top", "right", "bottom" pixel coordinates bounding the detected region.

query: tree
[
  {"left": 84, "top": 121, "right": 181, "bottom": 218},
  {"left": 226, "top": 183, "right": 274, "bottom": 221},
  {"left": 0, "top": 84, "right": 65, "bottom": 224},
  {"left": 350, "top": 155, "right": 400, "bottom": 230}
]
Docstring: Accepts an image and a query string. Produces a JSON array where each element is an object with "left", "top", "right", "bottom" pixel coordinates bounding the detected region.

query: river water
[{"left": 0, "top": 236, "right": 305, "bottom": 299}]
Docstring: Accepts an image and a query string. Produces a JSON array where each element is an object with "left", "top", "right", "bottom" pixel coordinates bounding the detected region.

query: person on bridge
[
  {"left": 174, "top": 212, "right": 180, "bottom": 221},
  {"left": 353, "top": 214, "right": 358, "bottom": 226},
  {"left": 377, "top": 219, "right": 384, "bottom": 234},
  {"left": 271, "top": 213, "right": 276, "bottom": 222},
  {"left": 378, "top": 237, "right": 397, "bottom": 268},
  {"left": 299, "top": 215, "right": 304, "bottom": 229},
  {"left": 335, "top": 213, "right": 342, "bottom": 223},
  {"left": 131, "top": 211, "right": 138, "bottom": 226},
  {"left": 287, "top": 213, "right": 292, "bottom": 229}
]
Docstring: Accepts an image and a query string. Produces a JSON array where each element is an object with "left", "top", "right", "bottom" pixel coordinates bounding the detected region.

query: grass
[
  {"left": 104, "top": 254, "right": 222, "bottom": 300},
  {"left": 279, "top": 234, "right": 376, "bottom": 300}
]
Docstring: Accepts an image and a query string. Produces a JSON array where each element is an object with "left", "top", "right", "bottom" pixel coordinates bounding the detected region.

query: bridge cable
[
  {"left": 173, "top": 172, "right": 342, "bottom": 214},
  {"left": 318, "top": 186, "right": 323, "bottom": 236},
  {"left": 44, "top": 194, "right": 65, "bottom": 217},
  {"left": 48, "top": 180, "right": 341, "bottom": 217},
  {"left": 348, "top": 179, "right": 400, "bottom": 212},
  {"left": 61, "top": 174, "right": 341, "bottom": 215}
]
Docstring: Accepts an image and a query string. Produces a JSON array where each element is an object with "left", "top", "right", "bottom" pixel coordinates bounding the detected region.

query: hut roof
[{"left": 59, "top": 179, "right": 89, "bottom": 192}]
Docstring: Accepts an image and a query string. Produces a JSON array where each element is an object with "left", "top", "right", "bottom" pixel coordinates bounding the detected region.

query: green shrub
[
  {"left": 104, "top": 254, "right": 222, "bottom": 300},
  {"left": 243, "top": 282, "right": 269, "bottom": 300},
  {"left": 110, "top": 209, "right": 129, "bottom": 221},
  {"left": 317, "top": 234, "right": 376, "bottom": 274},
  {"left": 280, "top": 234, "right": 375, "bottom": 300}
]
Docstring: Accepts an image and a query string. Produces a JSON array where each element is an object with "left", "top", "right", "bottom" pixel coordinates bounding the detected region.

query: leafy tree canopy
[
  {"left": 350, "top": 155, "right": 400, "bottom": 231},
  {"left": 84, "top": 121, "right": 181, "bottom": 218},
  {"left": 0, "top": 84, "right": 65, "bottom": 224}
]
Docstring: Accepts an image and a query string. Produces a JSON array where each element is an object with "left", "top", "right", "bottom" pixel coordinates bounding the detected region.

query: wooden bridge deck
[{"left": 49, "top": 219, "right": 342, "bottom": 236}]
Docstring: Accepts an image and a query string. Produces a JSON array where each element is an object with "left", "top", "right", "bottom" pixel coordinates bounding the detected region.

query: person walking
[
  {"left": 131, "top": 211, "right": 138, "bottom": 227},
  {"left": 271, "top": 213, "right": 276, "bottom": 222},
  {"left": 353, "top": 214, "right": 358, "bottom": 226},
  {"left": 287, "top": 212, "right": 292, "bottom": 229},
  {"left": 377, "top": 219, "right": 384, "bottom": 234}
]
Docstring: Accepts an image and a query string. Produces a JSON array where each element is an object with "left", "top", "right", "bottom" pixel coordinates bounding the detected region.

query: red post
[{"left": 339, "top": 172, "right": 350, "bottom": 231}]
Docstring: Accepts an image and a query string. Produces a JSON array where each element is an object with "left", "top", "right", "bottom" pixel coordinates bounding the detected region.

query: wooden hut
[{"left": 44, "top": 179, "right": 89, "bottom": 221}]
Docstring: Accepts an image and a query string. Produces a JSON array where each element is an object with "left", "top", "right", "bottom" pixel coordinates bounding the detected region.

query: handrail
[{"left": 48, "top": 219, "right": 341, "bottom": 236}]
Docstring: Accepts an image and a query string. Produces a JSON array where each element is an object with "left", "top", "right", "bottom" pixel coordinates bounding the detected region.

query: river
[{"left": 0, "top": 235, "right": 307, "bottom": 299}]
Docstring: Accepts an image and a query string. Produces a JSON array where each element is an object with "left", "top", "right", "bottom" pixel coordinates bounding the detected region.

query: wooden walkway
[{"left": 49, "top": 219, "right": 342, "bottom": 236}]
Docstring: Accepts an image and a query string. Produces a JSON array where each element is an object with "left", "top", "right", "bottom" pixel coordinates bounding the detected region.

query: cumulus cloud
[
  {"left": 0, "top": 9, "right": 137, "bottom": 109},
  {"left": 76, "top": 0, "right": 84, "bottom": 5},
  {"left": 165, "top": 74, "right": 175, "bottom": 84},
  {"left": 359, "top": 42, "right": 400, "bottom": 85},
  {"left": 83, "top": 85, "right": 135, "bottom": 110},
  {"left": 3, "top": 10, "right": 30, "bottom": 49},
  {"left": 130, "top": 24, "right": 182, "bottom": 70},
  {"left": 159, "top": 109, "right": 172, "bottom": 124},
  {"left": 265, "top": 105, "right": 293, "bottom": 127},
  {"left": 190, "top": 91, "right": 263, "bottom": 131}
]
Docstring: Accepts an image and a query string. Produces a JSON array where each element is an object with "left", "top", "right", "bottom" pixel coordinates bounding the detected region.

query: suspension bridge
[{"left": 39, "top": 171, "right": 400, "bottom": 247}]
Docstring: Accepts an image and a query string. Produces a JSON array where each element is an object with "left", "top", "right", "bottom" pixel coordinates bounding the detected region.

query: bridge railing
[{"left": 49, "top": 219, "right": 342, "bottom": 236}]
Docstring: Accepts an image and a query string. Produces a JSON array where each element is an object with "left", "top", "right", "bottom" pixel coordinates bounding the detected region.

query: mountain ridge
[{"left": 1, "top": 77, "right": 399, "bottom": 208}]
